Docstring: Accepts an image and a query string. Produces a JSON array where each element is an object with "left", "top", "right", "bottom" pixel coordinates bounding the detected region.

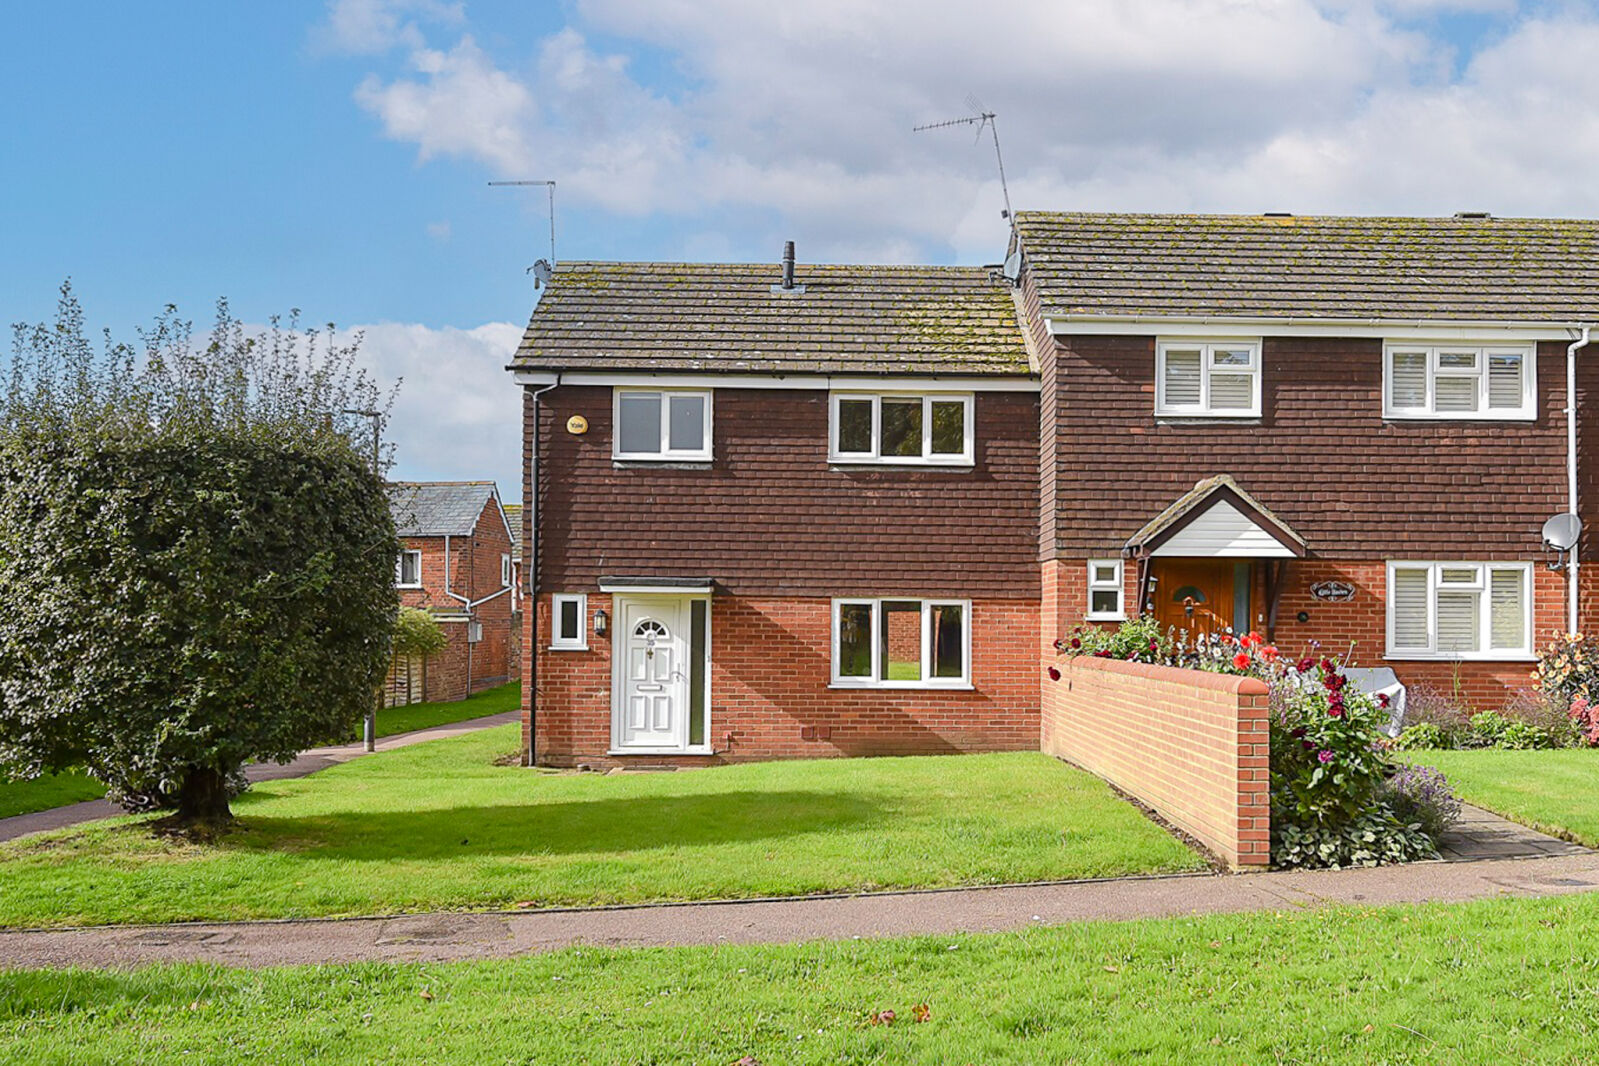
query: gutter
[{"left": 1570, "top": 326, "right": 1592, "bottom": 635}]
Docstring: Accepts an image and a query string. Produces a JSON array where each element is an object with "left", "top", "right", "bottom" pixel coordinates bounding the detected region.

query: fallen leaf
[
  {"left": 1103, "top": 965, "right": 1120, "bottom": 973},
  {"left": 732, "top": 1057, "right": 760, "bottom": 1066},
  {"left": 513, "top": 900, "right": 538, "bottom": 909},
  {"left": 419, "top": 988, "right": 434, "bottom": 1002},
  {"left": 912, "top": 1004, "right": 931, "bottom": 1024},
  {"left": 870, "top": 1009, "right": 896, "bottom": 1026}
]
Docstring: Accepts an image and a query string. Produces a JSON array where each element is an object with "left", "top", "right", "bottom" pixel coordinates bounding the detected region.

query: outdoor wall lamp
[{"left": 594, "top": 608, "right": 608, "bottom": 637}]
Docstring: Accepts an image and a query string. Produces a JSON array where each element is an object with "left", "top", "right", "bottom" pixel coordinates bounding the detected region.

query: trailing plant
[
  {"left": 1382, "top": 765, "right": 1462, "bottom": 840},
  {"left": 0, "top": 282, "right": 399, "bottom": 828}
]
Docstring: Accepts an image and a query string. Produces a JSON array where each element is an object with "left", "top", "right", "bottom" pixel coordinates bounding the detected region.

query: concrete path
[
  {"left": 0, "top": 711, "right": 520, "bottom": 844},
  {"left": 3, "top": 850, "right": 1599, "bottom": 970}
]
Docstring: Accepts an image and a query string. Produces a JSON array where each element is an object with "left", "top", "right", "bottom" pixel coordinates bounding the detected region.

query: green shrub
[
  {"left": 0, "top": 285, "right": 397, "bottom": 827},
  {"left": 1392, "top": 722, "right": 1454, "bottom": 751}
]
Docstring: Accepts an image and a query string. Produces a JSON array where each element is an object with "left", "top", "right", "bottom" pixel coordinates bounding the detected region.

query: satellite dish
[
  {"left": 530, "top": 259, "right": 554, "bottom": 288},
  {"left": 1543, "top": 513, "right": 1583, "bottom": 551},
  {"left": 1001, "top": 250, "right": 1022, "bottom": 283}
]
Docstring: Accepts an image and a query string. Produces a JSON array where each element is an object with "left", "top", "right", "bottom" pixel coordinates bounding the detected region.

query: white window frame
[
  {"left": 1385, "top": 561, "right": 1534, "bottom": 661},
  {"left": 612, "top": 388, "right": 714, "bottom": 461},
  {"left": 1154, "top": 338, "right": 1262, "bottom": 417},
  {"left": 550, "top": 593, "right": 588, "bottom": 651},
  {"left": 396, "top": 549, "right": 422, "bottom": 589},
  {"left": 1382, "top": 342, "right": 1536, "bottom": 420},
  {"left": 501, "top": 554, "right": 513, "bottom": 588},
  {"left": 828, "top": 392, "right": 975, "bottom": 465},
  {"left": 829, "top": 597, "right": 973, "bottom": 689},
  {"left": 1086, "top": 559, "right": 1125, "bottom": 621}
]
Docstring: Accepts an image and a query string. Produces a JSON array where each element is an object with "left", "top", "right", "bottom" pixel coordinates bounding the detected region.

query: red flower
[
  {"left": 1071, "top": 638, "right": 1082, "bottom": 650},
  {"left": 1246, "top": 631, "right": 1263, "bottom": 646},
  {"left": 1261, "top": 645, "right": 1280, "bottom": 660},
  {"left": 1376, "top": 693, "right": 1391, "bottom": 709},
  {"left": 1047, "top": 666, "right": 1061, "bottom": 681},
  {"left": 1237, "top": 633, "right": 1254, "bottom": 649},
  {"left": 1327, "top": 704, "right": 1344, "bottom": 718},
  {"left": 1232, "top": 652, "right": 1251, "bottom": 670},
  {"left": 1296, "top": 657, "right": 1315, "bottom": 673},
  {"left": 1323, "top": 672, "right": 1347, "bottom": 692}
]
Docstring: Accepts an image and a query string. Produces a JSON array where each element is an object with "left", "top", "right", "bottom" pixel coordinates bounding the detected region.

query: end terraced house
[{"left": 509, "top": 213, "right": 1599, "bottom": 768}]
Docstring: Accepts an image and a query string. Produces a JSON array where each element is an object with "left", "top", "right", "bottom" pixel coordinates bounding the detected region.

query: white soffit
[
  {"left": 1151, "top": 500, "right": 1298, "bottom": 558},
  {"left": 511, "top": 371, "right": 1039, "bottom": 392}
]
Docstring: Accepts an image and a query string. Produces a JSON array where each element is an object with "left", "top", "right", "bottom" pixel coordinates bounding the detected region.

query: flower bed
[{"left": 1056, "top": 621, "right": 1461, "bottom": 869}]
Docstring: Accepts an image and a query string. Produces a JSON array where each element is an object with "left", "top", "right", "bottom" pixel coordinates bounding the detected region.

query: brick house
[
  {"left": 511, "top": 215, "right": 1599, "bottom": 766},
  {"left": 389, "top": 481, "right": 518, "bottom": 703}
]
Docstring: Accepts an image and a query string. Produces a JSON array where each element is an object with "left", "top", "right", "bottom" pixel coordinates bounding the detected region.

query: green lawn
[
  {"left": 1409, "top": 748, "right": 1599, "bottom": 846},
  {"left": 362, "top": 681, "right": 520, "bottom": 740},
  {"left": 0, "top": 771, "right": 105, "bottom": 820},
  {"left": 5, "top": 893, "right": 1599, "bottom": 1064},
  {"left": 0, "top": 732, "right": 1202, "bottom": 927}
]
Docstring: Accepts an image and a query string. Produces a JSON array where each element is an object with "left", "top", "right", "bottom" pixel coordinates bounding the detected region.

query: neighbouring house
[
  {"left": 509, "top": 215, "right": 1599, "bottom": 767},
  {"left": 389, "top": 480, "right": 518, "bottom": 704}
]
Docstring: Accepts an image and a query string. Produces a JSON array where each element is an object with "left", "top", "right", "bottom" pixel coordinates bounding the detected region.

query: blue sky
[{"left": 3, "top": 1, "right": 1595, "bottom": 498}]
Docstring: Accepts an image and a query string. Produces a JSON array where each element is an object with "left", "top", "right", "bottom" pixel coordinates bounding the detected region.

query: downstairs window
[
  {"left": 831, "top": 598, "right": 970, "bottom": 688},
  {"left": 1387, "top": 562, "right": 1532, "bottom": 659}
]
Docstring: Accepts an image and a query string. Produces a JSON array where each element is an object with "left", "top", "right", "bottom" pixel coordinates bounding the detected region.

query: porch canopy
[{"left": 1124, "top": 475, "right": 1306, "bottom": 639}]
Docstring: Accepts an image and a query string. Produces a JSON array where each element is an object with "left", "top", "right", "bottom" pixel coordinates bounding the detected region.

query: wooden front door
[{"left": 1151, "top": 560, "right": 1237, "bottom": 638}]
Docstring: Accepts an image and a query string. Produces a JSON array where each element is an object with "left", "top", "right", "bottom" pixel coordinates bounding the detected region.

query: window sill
[
  {"left": 612, "top": 459, "right": 713, "bottom": 470},
  {"left": 607, "top": 746, "right": 714, "bottom": 757},
  {"left": 548, "top": 643, "right": 589, "bottom": 652},
  {"left": 397, "top": 584, "right": 424, "bottom": 590},
  {"left": 828, "top": 681, "right": 975, "bottom": 692},
  {"left": 1154, "top": 415, "right": 1262, "bottom": 425},
  {"left": 1381, "top": 413, "right": 1536, "bottom": 423},
  {"left": 1383, "top": 653, "right": 1537, "bottom": 664},
  {"left": 829, "top": 462, "right": 974, "bottom": 472},
  {"left": 1085, "top": 613, "right": 1127, "bottom": 623}
]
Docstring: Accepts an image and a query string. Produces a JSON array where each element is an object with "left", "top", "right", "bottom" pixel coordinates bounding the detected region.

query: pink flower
[
  {"left": 1232, "top": 652, "right": 1251, "bottom": 670},
  {"left": 1317, "top": 750, "right": 1335, "bottom": 764},
  {"left": 1047, "top": 666, "right": 1061, "bottom": 681},
  {"left": 1327, "top": 704, "right": 1344, "bottom": 719}
]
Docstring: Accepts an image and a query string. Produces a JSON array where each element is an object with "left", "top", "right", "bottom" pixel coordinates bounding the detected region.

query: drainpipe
[
  {"left": 525, "top": 376, "right": 561, "bottom": 765},
  {"left": 1569, "top": 326, "right": 1592, "bottom": 635}
]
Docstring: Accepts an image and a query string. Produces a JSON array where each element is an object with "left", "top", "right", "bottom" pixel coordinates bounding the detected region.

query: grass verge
[
  {"left": 0, "top": 771, "right": 106, "bottom": 821},
  {"left": 361, "top": 681, "right": 519, "bottom": 740},
  {"left": 1409, "top": 748, "right": 1599, "bottom": 846},
  {"left": 0, "top": 732, "right": 1202, "bottom": 927},
  {"left": 4, "top": 893, "right": 1599, "bottom": 1063}
]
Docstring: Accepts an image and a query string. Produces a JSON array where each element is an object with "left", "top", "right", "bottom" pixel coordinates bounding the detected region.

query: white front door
[{"left": 615, "top": 596, "right": 689, "bottom": 750}]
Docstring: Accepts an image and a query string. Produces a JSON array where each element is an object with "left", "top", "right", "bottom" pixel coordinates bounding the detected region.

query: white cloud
[
  {"left": 349, "top": 321, "right": 524, "bottom": 498},
  {"left": 311, "top": 0, "right": 464, "bottom": 55}
]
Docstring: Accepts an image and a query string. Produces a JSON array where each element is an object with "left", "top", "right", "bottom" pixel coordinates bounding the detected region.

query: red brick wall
[
  {"left": 1047, "top": 335, "right": 1569, "bottom": 559},
  {"left": 528, "top": 593, "right": 1039, "bottom": 767},
  {"left": 1047, "top": 557, "right": 1559, "bottom": 711},
  {"left": 398, "top": 497, "right": 517, "bottom": 701},
  {"left": 529, "top": 386, "right": 1040, "bottom": 599},
  {"left": 1041, "top": 654, "right": 1270, "bottom": 869}
]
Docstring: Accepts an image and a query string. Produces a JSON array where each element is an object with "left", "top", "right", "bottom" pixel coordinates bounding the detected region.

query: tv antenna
[
  {"left": 489, "top": 179, "right": 556, "bottom": 286},
  {"left": 914, "top": 96, "right": 1014, "bottom": 235}
]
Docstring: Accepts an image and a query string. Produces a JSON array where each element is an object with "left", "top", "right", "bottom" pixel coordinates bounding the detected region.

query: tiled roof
[
  {"left": 502, "top": 503, "right": 522, "bottom": 560},
  {"left": 1014, "top": 212, "right": 1599, "bottom": 323},
  {"left": 511, "top": 261, "right": 1030, "bottom": 375},
  {"left": 1126, "top": 474, "right": 1305, "bottom": 555},
  {"left": 389, "top": 481, "right": 498, "bottom": 538}
]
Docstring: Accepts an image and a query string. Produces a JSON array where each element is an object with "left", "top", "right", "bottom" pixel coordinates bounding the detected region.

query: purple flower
[{"left": 1317, "top": 750, "right": 1335, "bottom": 764}]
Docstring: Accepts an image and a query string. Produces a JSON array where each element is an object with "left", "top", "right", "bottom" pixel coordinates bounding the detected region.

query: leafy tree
[
  {"left": 0, "top": 283, "right": 398, "bottom": 828},
  {"left": 392, "top": 606, "right": 448, "bottom": 659}
]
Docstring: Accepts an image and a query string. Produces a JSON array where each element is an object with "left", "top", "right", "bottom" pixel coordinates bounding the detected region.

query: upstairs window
[
  {"left": 396, "top": 549, "right": 422, "bottom": 588},
  {"left": 1384, "top": 343, "right": 1534, "bottom": 419},
  {"left": 501, "top": 554, "right": 513, "bottom": 588},
  {"left": 829, "top": 393, "right": 973, "bottom": 465},
  {"left": 613, "top": 389, "right": 713, "bottom": 460},
  {"left": 1155, "top": 340, "right": 1261, "bottom": 417},
  {"left": 1387, "top": 562, "right": 1531, "bottom": 659}
]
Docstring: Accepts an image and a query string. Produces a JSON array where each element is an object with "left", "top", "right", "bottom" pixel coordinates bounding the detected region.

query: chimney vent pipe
[{"left": 782, "top": 241, "right": 795, "bottom": 289}]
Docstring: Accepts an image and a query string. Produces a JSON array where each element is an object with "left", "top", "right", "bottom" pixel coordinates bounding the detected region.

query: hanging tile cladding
[
  {"left": 532, "top": 386, "right": 1040, "bottom": 599},
  {"left": 1048, "top": 336, "right": 1569, "bottom": 558}
]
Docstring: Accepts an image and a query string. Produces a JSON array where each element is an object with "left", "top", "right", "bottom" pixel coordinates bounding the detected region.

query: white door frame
[{"left": 609, "top": 592, "right": 712, "bottom": 755}]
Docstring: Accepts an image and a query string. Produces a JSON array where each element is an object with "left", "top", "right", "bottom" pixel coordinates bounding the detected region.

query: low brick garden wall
[{"left": 1042, "top": 655, "right": 1270, "bottom": 868}]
